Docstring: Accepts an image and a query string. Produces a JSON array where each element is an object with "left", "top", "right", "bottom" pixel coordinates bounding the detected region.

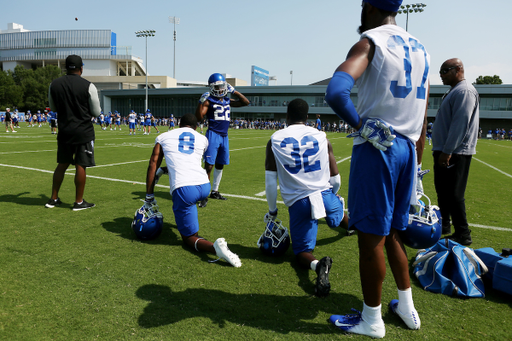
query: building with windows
[
  {"left": 0, "top": 23, "right": 174, "bottom": 91},
  {"left": 100, "top": 83, "right": 512, "bottom": 133}
]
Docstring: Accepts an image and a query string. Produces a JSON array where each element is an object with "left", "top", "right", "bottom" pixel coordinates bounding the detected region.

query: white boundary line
[
  {"left": 473, "top": 157, "right": 512, "bottom": 179},
  {"left": 0, "top": 162, "right": 508, "bottom": 231},
  {"left": 93, "top": 160, "right": 147, "bottom": 168}
]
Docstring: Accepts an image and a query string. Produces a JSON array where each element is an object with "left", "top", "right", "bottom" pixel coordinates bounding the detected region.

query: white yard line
[
  {"left": 473, "top": 157, "right": 512, "bottom": 179},
  {"left": 1, "top": 157, "right": 510, "bottom": 232}
]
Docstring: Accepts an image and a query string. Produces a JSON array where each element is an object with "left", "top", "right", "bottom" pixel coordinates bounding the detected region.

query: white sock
[
  {"left": 361, "top": 302, "right": 384, "bottom": 327},
  {"left": 398, "top": 288, "right": 415, "bottom": 312},
  {"left": 212, "top": 168, "right": 223, "bottom": 192},
  {"left": 310, "top": 260, "right": 319, "bottom": 271}
]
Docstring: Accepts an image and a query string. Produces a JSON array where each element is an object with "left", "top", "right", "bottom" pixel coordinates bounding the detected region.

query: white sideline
[{"left": 0, "top": 162, "right": 508, "bottom": 231}]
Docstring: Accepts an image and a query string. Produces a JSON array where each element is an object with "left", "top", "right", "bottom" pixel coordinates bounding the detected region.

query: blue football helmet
[
  {"left": 400, "top": 194, "right": 442, "bottom": 249},
  {"left": 257, "top": 219, "right": 290, "bottom": 256},
  {"left": 208, "top": 73, "right": 228, "bottom": 97},
  {"left": 131, "top": 202, "right": 163, "bottom": 240}
]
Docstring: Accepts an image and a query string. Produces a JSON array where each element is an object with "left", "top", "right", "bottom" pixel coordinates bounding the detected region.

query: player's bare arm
[
  {"left": 327, "top": 140, "right": 339, "bottom": 177},
  {"left": 265, "top": 140, "right": 277, "bottom": 172},
  {"left": 146, "top": 143, "right": 164, "bottom": 195},
  {"left": 230, "top": 91, "right": 250, "bottom": 108},
  {"left": 336, "top": 37, "right": 375, "bottom": 83},
  {"left": 195, "top": 100, "right": 209, "bottom": 122},
  {"left": 416, "top": 82, "right": 430, "bottom": 164}
]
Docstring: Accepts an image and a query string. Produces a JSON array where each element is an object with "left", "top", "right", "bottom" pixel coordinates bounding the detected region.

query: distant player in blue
[
  {"left": 315, "top": 114, "right": 322, "bottom": 130},
  {"left": 168, "top": 114, "right": 175, "bottom": 131},
  {"left": 105, "top": 112, "right": 112, "bottom": 130},
  {"left": 49, "top": 111, "right": 58, "bottom": 134},
  {"left": 144, "top": 109, "right": 153, "bottom": 135},
  {"left": 426, "top": 122, "right": 433, "bottom": 145},
  {"left": 114, "top": 111, "right": 121, "bottom": 130},
  {"left": 195, "top": 73, "right": 249, "bottom": 207}
]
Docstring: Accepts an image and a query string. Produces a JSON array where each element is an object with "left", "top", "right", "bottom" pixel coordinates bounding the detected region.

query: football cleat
[
  {"left": 209, "top": 191, "right": 227, "bottom": 200},
  {"left": 329, "top": 309, "right": 385, "bottom": 338},
  {"left": 389, "top": 299, "right": 421, "bottom": 330},
  {"left": 213, "top": 238, "right": 241, "bottom": 267},
  {"left": 131, "top": 201, "right": 163, "bottom": 240},
  {"left": 257, "top": 219, "right": 290, "bottom": 257},
  {"left": 208, "top": 73, "right": 228, "bottom": 97},
  {"left": 198, "top": 197, "right": 208, "bottom": 208},
  {"left": 400, "top": 193, "right": 442, "bottom": 249},
  {"left": 315, "top": 256, "right": 332, "bottom": 297}
]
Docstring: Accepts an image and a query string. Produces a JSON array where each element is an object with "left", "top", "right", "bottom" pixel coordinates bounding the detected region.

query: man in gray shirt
[{"left": 432, "top": 58, "right": 479, "bottom": 245}]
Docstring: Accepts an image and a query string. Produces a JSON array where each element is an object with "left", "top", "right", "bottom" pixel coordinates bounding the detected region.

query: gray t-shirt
[{"left": 432, "top": 80, "right": 479, "bottom": 155}]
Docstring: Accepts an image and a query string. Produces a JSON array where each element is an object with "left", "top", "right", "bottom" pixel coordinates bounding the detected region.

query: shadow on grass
[
  {"left": 0, "top": 192, "right": 73, "bottom": 207},
  {"left": 135, "top": 284, "right": 360, "bottom": 334}
]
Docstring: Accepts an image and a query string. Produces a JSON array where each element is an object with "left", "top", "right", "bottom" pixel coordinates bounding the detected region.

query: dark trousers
[{"left": 433, "top": 152, "right": 472, "bottom": 236}]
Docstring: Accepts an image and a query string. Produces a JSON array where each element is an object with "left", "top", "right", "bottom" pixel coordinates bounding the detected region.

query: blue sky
[{"left": 2, "top": 0, "right": 511, "bottom": 85}]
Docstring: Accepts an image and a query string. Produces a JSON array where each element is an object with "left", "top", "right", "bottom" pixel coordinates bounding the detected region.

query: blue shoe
[
  {"left": 389, "top": 299, "right": 421, "bottom": 330},
  {"left": 329, "top": 309, "right": 385, "bottom": 338}
]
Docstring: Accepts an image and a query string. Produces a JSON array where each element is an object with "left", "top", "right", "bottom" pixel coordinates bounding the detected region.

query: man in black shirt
[
  {"left": 45, "top": 55, "right": 101, "bottom": 211},
  {"left": 4, "top": 108, "right": 16, "bottom": 133}
]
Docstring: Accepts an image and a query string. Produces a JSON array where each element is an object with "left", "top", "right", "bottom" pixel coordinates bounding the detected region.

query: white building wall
[{"left": 82, "top": 60, "right": 115, "bottom": 76}]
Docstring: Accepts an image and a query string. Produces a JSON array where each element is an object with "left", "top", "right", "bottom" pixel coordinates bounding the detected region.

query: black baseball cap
[{"left": 65, "top": 55, "right": 83, "bottom": 69}]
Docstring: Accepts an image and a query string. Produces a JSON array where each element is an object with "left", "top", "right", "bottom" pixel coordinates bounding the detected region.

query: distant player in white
[
  {"left": 265, "top": 98, "right": 348, "bottom": 297},
  {"left": 143, "top": 113, "right": 241, "bottom": 267},
  {"left": 128, "top": 110, "right": 137, "bottom": 135},
  {"left": 325, "top": 0, "right": 429, "bottom": 337}
]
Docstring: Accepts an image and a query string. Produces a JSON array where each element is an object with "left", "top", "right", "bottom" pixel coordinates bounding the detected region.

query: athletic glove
[
  {"left": 416, "top": 164, "right": 430, "bottom": 198},
  {"left": 227, "top": 84, "right": 236, "bottom": 94},
  {"left": 264, "top": 209, "right": 278, "bottom": 224},
  {"left": 347, "top": 118, "right": 396, "bottom": 151}
]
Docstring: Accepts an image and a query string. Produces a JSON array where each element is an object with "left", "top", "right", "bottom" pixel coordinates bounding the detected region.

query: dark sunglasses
[{"left": 439, "top": 66, "right": 457, "bottom": 75}]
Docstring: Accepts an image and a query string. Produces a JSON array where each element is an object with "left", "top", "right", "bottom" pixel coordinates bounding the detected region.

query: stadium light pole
[
  {"left": 397, "top": 3, "right": 426, "bottom": 31},
  {"left": 135, "top": 30, "right": 156, "bottom": 113},
  {"left": 290, "top": 70, "right": 293, "bottom": 85},
  {"left": 169, "top": 16, "right": 180, "bottom": 80}
]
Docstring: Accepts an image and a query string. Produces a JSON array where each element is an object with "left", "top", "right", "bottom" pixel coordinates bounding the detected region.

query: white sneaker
[
  {"left": 389, "top": 300, "right": 420, "bottom": 330},
  {"left": 214, "top": 238, "right": 242, "bottom": 267},
  {"left": 329, "top": 310, "right": 385, "bottom": 338},
  {"left": 12, "top": 130, "right": 17, "bottom": 133}
]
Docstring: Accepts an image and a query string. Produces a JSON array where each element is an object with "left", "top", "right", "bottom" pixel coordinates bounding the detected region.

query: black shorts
[
  {"left": 57, "top": 140, "right": 95, "bottom": 167},
  {"left": 50, "top": 120, "right": 57, "bottom": 128}
]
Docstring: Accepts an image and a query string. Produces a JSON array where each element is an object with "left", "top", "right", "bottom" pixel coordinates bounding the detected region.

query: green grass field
[{"left": 1, "top": 124, "right": 511, "bottom": 340}]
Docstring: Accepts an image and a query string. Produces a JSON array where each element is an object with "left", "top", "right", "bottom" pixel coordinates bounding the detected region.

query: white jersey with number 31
[{"left": 356, "top": 24, "right": 430, "bottom": 144}]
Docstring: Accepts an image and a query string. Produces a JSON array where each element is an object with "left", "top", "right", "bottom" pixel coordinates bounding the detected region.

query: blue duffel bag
[{"left": 413, "top": 238, "right": 488, "bottom": 298}]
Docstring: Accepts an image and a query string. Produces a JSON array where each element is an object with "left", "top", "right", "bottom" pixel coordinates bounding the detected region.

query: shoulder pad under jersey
[{"left": 199, "top": 92, "right": 210, "bottom": 104}]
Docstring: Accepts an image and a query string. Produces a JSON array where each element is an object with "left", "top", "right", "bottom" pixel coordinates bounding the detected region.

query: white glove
[
  {"left": 416, "top": 164, "right": 430, "bottom": 198},
  {"left": 347, "top": 118, "right": 396, "bottom": 151},
  {"left": 264, "top": 209, "right": 278, "bottom": 224},
  {"left": 227, "top": 84, "right": 236, "bottom": 94}
]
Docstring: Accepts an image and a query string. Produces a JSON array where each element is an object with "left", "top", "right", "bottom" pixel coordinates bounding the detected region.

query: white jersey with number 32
[{"left": 271, "top": 125, "right": 331, "bottom": 207}]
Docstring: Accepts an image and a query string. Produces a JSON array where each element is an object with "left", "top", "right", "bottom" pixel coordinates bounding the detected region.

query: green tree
[
  {"left": 0, "top": 69, "right": 23, "bottom": 109},
  {"left": 13, "top": 65, "right": 63, "bottom": 111},
  {"left": 474, "top": 75, "right": 503, "bottom": 85}
]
